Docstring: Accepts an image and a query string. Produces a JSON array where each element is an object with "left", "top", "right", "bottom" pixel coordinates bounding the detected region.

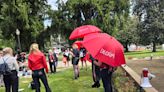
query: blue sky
[
  {"left": 44, "top": 0, "right": 68, "bottom": 28},
  {"left": 47, "top": 0, "right": 58, "bottom": 10},
  {"left": 44, "top": 0, "right": 57, "bottom": 28}
]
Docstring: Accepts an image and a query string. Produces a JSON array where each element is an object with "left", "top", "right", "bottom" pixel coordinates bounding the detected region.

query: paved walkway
[{"left": 127, "top": 58, "right": 164, "bottom": 92}]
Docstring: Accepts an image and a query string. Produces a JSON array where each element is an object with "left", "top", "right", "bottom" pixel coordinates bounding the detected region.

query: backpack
[{"left": 0, "top": 58, "right": 11, "bottom": 75}]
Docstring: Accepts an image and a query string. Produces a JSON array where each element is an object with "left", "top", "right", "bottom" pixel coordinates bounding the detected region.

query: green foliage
[
  {"left": 49, "top": 0, "right": 131, "bottom": 44},
  {"left": 0, "top": 67, "right": 140, "bottom": 92},
  {"left": 133, "top": 0, "right": 164, "bottom": 52},
  {"left": 0, "top": 0, "right": 49, "bottom": 51},
  {"left": 115, "top": 16, "right": 139, "bottom": 52}
]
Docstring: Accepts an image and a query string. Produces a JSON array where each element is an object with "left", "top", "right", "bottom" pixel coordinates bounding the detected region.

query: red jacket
[{"left": 28, "top": 51, "right": 48, "bottom": 73}]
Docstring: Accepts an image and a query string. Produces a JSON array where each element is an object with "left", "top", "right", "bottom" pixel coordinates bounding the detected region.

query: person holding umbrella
[
  {"left": 70, "top": 44, "right": 80, "bottom": 79},
  {"left": 89, "top": 55, "right": 101, "bottom": 88},
  {"left": 82, "top": 33, "right": 125, "bottom": 92},
  {"left": 94, "top": 61, "right": 114, "bottom": 92}
]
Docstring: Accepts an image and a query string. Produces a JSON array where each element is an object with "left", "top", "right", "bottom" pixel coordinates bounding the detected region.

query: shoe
[
  {"left": 92, "top": 83, "right": 97, "bottom": 88},
  {"left": 92, "top": 82, "right": 100, "bottom": 88},
  {"left": 74, "top": 77, "right": 78, "bottom": 80},
  {"left": 96, "top": 83, "right": 100, "bottom": 88},
  {"left": 77, "top": 74, "right": 79, "bottom": 77}
]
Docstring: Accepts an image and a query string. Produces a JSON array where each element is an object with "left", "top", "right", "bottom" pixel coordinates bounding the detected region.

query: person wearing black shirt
[
  {"left": 70, "top": 44, "right": 80, "bottom": 79},
  {"left": 90, "top": 55, "right": 101, "bottom": 88},
  {"left": 94, "top": 61, "right": 115, "bottom": 92}
]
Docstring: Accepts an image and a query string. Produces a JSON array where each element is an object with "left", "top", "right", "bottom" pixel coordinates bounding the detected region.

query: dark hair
[{"left": 0, "top": 48, "right": 3, "bottom": 51}]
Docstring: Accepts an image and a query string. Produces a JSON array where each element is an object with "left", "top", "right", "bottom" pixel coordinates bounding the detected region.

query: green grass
[
  {"left": 125, "top": 50, "right": 164, "bottom": 59},
  {"left": 0, "top": 67, "right": 140, "bottom": 92},
  {"left": 0, "top": 68, "right": 104, "bottom": 92}
]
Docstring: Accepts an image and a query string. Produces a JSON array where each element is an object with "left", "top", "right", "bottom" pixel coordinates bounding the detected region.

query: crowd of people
[{"left": 0, "top": 42, "right": 116, "bottom": 92}]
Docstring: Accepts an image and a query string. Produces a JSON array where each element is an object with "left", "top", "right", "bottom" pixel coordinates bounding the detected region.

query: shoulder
[
  {"left": 9, "top": 56, "right": 17, "bottom": 61},
  {"left": 39, "top": 52, "right": 46, "bottom": 57}
]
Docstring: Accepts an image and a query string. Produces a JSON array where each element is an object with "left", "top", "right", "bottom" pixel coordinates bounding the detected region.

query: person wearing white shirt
[{"left": 0, "top": 47, "right": 19, "bottom": 92}]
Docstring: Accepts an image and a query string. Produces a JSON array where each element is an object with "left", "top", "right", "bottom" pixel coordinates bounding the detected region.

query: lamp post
[
  {"left": 57, "top": 34, "right": 61, "bottom": 49},
  {"left": 16, "top": 29, "right": 21, "bottom": 52}
]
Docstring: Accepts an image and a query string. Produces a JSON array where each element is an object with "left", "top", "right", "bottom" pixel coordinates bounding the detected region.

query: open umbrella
[
  {"left": 82, "top": 33, "right": 125, "bottom": 67},
  {"left": 69, "top": 25, "right": 101, "bottom": 40},
  {"left": 73, "top": 41, "right": 83, "bottom": 49}
]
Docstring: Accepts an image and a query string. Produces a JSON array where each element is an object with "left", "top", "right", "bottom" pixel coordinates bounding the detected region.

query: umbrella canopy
[
  {"left": 82, "top": 33, "right": 125, "bottom": 67},
  {"left": 69, "top": 25, "right": 101, "bottom": 40},
  {"left": 73, "top": 41, "right": 83, "bottom": 49}
]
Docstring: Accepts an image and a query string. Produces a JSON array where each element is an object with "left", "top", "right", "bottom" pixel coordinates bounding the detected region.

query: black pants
[
  {"left": 3, "top": 70, "right": 18, "bottom": 92},
  {"left": 49, "top": 62, "right": 56, "bottom": 73},
  {"left": 32, "top": 68, "right": 51, "bottom": 92},
  {"left": 100, "top": 69, "right": 113, "bottom": 92},
  {"left": 92, "top": 62, "right": 101, "bottom": 83}
]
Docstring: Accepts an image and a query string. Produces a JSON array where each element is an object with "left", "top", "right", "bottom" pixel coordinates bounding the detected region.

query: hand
[{"left": 46, "top": 69, "right": 49, "bottom": 73}]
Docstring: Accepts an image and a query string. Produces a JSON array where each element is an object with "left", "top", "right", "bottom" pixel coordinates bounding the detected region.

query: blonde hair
[
  {"left": 3, "top": 47, "right": 13, "bottom": 56},
  {"left": 30, "top": 43, "right": 40, "bottom": 53},
  {"left": 72, "top": 44, "right": 78, "bottom": 49}
]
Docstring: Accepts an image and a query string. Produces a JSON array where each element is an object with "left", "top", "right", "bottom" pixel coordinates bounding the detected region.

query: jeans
[
  {"left": 32, "top": 68, "right": 51, "bottom": 92},
  {"left": 101, "top": 69, "right": 113, "bottom": 92},
  {"left": 3, "top": 70, "right": 18, "bottom": 92}
]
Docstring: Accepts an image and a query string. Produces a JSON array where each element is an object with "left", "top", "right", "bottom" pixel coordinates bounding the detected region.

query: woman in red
[{"left": 28, "top": 43, "right": 51, "bottom": 92}]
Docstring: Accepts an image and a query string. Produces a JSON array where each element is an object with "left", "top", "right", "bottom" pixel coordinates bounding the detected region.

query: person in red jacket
[{"left": 28, "top": 43, "right": 51, "bottom": 92}]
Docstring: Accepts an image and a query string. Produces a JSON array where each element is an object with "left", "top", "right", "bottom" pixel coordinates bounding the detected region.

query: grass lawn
[
  {"left": 125, "top": 50, "right": 164, "bottom": 59},
  {"left": 0, "top": 67, "right": 139, "bottom": 92},
  {"left": 0, "top": 68, "right": 104, "bottom": 92}
]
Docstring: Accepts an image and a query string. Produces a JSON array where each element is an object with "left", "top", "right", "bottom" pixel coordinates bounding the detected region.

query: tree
[
  {"left": 49, "top": 0, "right": 130, "bottom": 45},
  {"left": 0, "top": 0, "right": 50, "bottom": 51},
  {"left": 116, "top": 16, "right": 139, "bottom": 52},
  {"left": 133, "top": 0, "right": 164, "bottom": 52}
]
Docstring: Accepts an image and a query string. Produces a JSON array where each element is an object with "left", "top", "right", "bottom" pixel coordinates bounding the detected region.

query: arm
[
  {"left": 28, "top": 58, "right": 32, "bottom": 70},
  {"left": 70, "top": 51, "right": 75, "bottom": 57},
  {"left": 42, "top": 55, "right": 49, "bottom": 73},
  {"left": 13, "top": 58, "right": 19, "bottom": 72},
  {"left": 93, "top": 60, "right": 102, "bottom": 67}
]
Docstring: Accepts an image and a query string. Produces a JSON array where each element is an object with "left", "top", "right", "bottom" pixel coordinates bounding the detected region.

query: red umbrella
[
  {"left": 69, "top": 25, "right": 101, "bottom": 40},
  {"left": 73, "top": 41, "right": 83, "bottom": 49},
  {"left": 82, "top": 33, "right": 125, "bottom": 67}
]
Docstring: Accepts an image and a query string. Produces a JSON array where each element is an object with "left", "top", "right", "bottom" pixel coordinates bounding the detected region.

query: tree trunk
[
  {"left": 152, "top": 41, "right": 156, "bottom": 52},
  {"left": 125, "top": 44, "right": 129, "bottom": 52},
  {"left": 125, "top": 41, "right": 129, "bottom": 52}
]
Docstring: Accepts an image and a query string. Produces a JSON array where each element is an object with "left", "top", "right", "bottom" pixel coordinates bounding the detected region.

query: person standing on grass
[
  {"left": 66, "top": 48, "right": 71, "bottom": 67},
  {"left": 63, "top": 49, "right": 71, "bottom": 67},
  {"left": 0, "top": 47, "right": 19, "bottom": 92},
  {"left": 93, "top": 61, "right": 115, "bottom": 92},
  {"left": 0, "top": 48, "right": 4, "bottom": 87},
  {"left": 62, "top": 49, "right": 68, "bottom": 67},
  {"left": 28, "top": 43, "right": 51, "bottom": 92},
  {"left": 53, "top": 47, "right": 59, "bottom": 67},
  {"left": 90, "top": 55, "right": 101, "bottom": 88},
  {"left": 79, "top": 46, "right": 87, "bottom": 70},
  {"left": 48, "top": 49, "right": 56, "bottom": 73},
  {"left": 70, "top": 44, "right": 80, "bottom": 79}
]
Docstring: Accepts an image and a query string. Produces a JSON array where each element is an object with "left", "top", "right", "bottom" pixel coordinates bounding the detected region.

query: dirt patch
[{"left": 127, "top": 59, "right": 164, "bottom": 92}]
